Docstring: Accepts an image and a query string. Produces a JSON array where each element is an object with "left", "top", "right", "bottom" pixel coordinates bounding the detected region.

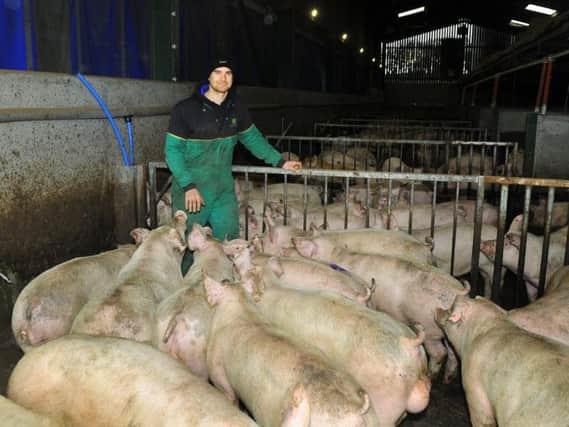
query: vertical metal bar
[
  {"left": 244, "top": 171, "right": 250, "bottom": 239},
  {"left": 491, "top": 185, "right": 509, "bottom": 303},
  {"left": 535, "top": 60, "right": 548, "bottom": 113},
  {"left": 470, "top": 177, "right": 485, "bottom": 296},
  {"left": 538, "top": 187, "right": 555, "bottom": 297},
  {"left": 262, "top": 173, "right": 268, "bottom": 233},
  {"left": 303, "top": 175, "right": 308, "bottom": 231},
  {"left": 282, "top": 173, "right": 288, "bottom": 227},
  {"left": 492, "top": 145, "right": 497, "bottom": 176},
  {"left": 365, "top": 178, "right": 371, "bottom": 228},
  {"left": 344, "top": 177, "right": 350, "bottom": 229},
  {"left": 408, "top": 181, "right": 415, "bottom": 234},
  {"left": 387, "top": 179, "right": 393, "bottom": 229},
  {"left": 323, "top": 177, "right": 328, "bottom": 230},
  {"left": 516, "top": 186, "right": 532, "bottom": 307},
  {"left": 170, "top": 0, "right": 180, "bottom": 81},
  {"left": 541, "top": 60, "right": 554, "bottom": 115},
  {"left": 430, "top": 181, "right": 438, "bottom": 239},
  {"left": 450, "top": 184, "right": 460, "bottom": 276}
]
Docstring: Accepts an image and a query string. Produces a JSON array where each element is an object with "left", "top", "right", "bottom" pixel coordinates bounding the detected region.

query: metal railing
[
  {"left": 147, "top": 163, "right": 569, "bottom": 308},
  {"left": 339, "top": 118, "right": 473, "bottom": 128},
  {"left": 267, "top": 135, "right": 518, "bottom": 176},
  {"left": 313, "top": 122, "right": 489, "bottom": 140}
]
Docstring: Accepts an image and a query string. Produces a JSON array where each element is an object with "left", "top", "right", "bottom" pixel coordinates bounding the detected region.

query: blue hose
[
  {"left": 76, "top": 73, "right": 130, "bottom": 166},
  {"left": 125, "top": 116, "right": 134, "bottom": 165}
]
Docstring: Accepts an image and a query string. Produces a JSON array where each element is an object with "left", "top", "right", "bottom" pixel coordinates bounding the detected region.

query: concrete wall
[
  {"left": 0, "top": 70, "right": 379, "bottom": 282},
  {"left": 383, "top": 82, "right": 461, "bottom": 108}
]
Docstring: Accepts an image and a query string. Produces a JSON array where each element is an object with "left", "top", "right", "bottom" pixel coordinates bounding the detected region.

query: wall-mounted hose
[
  {"left": 76, "top": 73, "right": 131, "bottom": 166},
  {"left": 125, "top": 115, "right": 134, "bottom": 165}
]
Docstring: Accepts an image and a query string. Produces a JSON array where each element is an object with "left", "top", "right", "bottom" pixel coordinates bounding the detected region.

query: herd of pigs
[{"left": 4, "top": 165, "right": 569, "bottom": 426}]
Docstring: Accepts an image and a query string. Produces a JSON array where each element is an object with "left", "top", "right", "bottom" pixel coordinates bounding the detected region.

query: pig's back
[{"left": 7, "top": 335, "right": 257, "bottom": 427}]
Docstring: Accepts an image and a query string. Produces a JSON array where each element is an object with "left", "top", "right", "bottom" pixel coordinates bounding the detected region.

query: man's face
[{"left": 208, "top": 67, "right": 233, "bottom": 93}]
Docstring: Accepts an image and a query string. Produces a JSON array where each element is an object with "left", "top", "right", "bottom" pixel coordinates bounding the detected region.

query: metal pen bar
[
  {"left": 470, "top": 177, "right": 485, "bottom": 296},
  {"left": 450, "top": 182, "right": 461, "bottom": 276},
  {"left": 303, "top": 175, "right": 308, "bottom": 231},
  {"left": 516, "top": 186, "right": 532, "bottom": 307},
  {"left": 491, "top": 185, "right": 509, "bottom": 303},
  {"left": 408, "top": 181, "right": 415, "bottom": 234},
  {"left": 344, "top": 177, "right": 350, "bottom": 230},
  {"left": 538, "top": 187, "right": 555, "bottom": 297},
  {"left": 430, "top": 181, "right": 438, "bottom": 239},
  {"left": 244, "top": 171, "right": 250, "bottom": 240},
  {"left": 323, "top": 177, "right": 328, "bottom": 230}
]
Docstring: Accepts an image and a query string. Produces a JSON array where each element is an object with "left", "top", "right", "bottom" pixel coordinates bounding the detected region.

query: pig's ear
[
  {"left": 168, "top": 229, "right": 187, "bottom": 253},
  {"left": 130, "top": 228, "right": 150, "bottom": 246},
  {"left": 188, "top": 228, "right": 207, "bottom": 251},
  {"left": 456, "top": 206, "right": 467, "bottom": 218},
  {"left": 202, "top": 226, "right": 213, "bottom": 236},
  {"left": 292, "top": 238, "right": 317, "bottom": 258},
  {"left": 173, "top": 210, "right": 187, "bottom": 225},
  {"left": 267, "top": 257, "right": 284, "bottom": 277},
  {"left": 281, "top": 384, "right": 311, "bottom": 427},
  {"left": 203, "top": 272, "right": 225, "bottom": 307}
]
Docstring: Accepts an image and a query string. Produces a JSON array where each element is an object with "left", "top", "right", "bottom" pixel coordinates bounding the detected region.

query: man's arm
[
  {"left": 238, "top": 124, "right": 285, "bottom": 167},
  {"left": 164, "top": 133, "right": 205, "bottom": 213}
]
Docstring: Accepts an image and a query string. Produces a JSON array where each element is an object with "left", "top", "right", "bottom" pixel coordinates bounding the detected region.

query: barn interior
[{"left": 2, "top": 0, "right": 569, "bottom": 425}]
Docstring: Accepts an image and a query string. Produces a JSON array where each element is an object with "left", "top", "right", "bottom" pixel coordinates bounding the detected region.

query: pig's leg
[
  {"left": 207, "top": 352, "right": 237, "bottom": 404},
  {"left": 281, "top": 384, "right": 311, "bottom": 427},
  {"left": 463, "top": 379, "right": 496, "bottom": 427},
  {"left": 442, "top": 340, "right": 459, "bottom": 384},
  {"left": 423, "top": 339, "right": 447, "bottom": 379}
]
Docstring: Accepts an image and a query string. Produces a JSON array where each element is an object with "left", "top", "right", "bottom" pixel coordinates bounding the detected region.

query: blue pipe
[
  {"left": 125, "top": 115, "right": 134, "bottom": 165},
  {"left": 76, "top": 73, "right": 130, "bottom": 166}
]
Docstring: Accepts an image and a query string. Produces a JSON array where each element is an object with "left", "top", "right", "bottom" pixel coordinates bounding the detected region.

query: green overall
[{"left": 165, "top": 125, "right": 282, "bottom": 273}]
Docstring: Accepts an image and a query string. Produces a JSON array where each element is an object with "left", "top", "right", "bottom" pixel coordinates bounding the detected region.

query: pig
[
  {"left": 12, "top": 244, "right": 137, "bottom": 352},
  {"left": 153, "top": 286, "right": 213, "bottom": 379},
  {"left": 257, "top": 216, "right": 435, "bottom": 266},
  {"left": 0, "top": 395, "right": 64, "bottom": 427},
  {"left": 227, "top": 243, "right": 372, "bottom": 304},
  {"left": 435, "top": 295, "right": 569, "bottom": 427},
  {"left": 241, "top": 268, "right": 431, "bottom": 426},
  {"left": 71, "top": 211, "right": 187, "bottom": 342},
  {"left": 153, "top": 223, "right": 234, "bottom": 379},
  {"left": 480, "top": 225, "right": 567, "bottom": 301},
  {"left": 371, "top": 201, "right": 468, "bottom": 232},
  {"left": 183, "top": 223, "right": 235, "bottom": 288},
  {"left": 412, "top": 224, "right": 504, "bottom": 297},
  {"left": 8, "top": 335, "right": 258, "bottom": 427},
  {"left": 293, "top": 235, "right": 469, "bottom": 381},
  {"left": 530, "top": 198, "right": 569, "bottom": 229},
  {"left": 398, "top": 183, "right": 433, "bottom": 205},
  {"left": 204, "top": 274, "right": 377, "bottom": 427},
  {"left": 438, "top": 152, "right": 493, "bottom": 190},
  {"left": 310, "top": 227, "right": 435, "bottom": 265},
  {"left": 272, "top": 201, "right": 368, "bottom": 230},
  {"left": 457, "top": 200, "right": 499, "bottom": 227},
  {"left": 381, "top": 157, "right": 422, "bottom": 173},
  {"left": 507, "top": 265, "right": 569, "bottom": 347}
]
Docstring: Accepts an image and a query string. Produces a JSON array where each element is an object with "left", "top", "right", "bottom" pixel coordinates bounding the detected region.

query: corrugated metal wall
[{"left": 385, "top": 23, "right": 516, "bottom": 82}]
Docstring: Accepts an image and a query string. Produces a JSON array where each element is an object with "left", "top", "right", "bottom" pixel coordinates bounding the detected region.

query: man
[{"left": 165, "top": 59, "right": 301, "bottom": 272}]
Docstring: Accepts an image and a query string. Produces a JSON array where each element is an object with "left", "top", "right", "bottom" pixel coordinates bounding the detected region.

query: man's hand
[
  {"left": 282, "top": 160, "right": 302, "bottom": 171},
  {"left": 185, "top": 188, "right": 206, "bottom": 213}
]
